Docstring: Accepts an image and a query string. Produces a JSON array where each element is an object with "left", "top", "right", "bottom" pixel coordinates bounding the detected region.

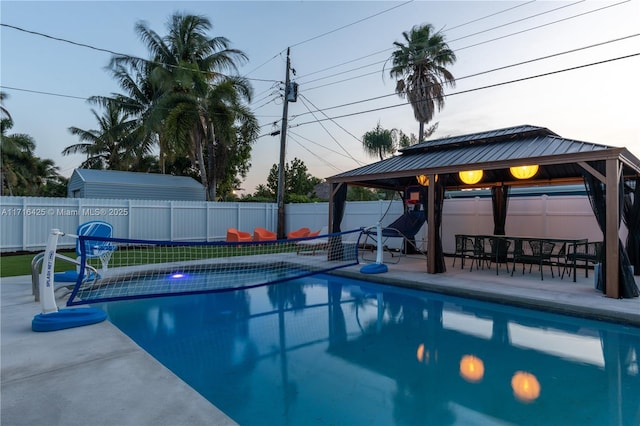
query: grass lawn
[
  {"left": 1, "top": 251, "right": 75, "bottom": 278},
  {"left": 1, "top": 243, "right": 300, "bottom": 278}
]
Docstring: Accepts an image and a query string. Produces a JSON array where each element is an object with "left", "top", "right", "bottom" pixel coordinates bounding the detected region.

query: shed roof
[
  {"left": 329, "top": 125, "right": 640, "bottom": 190},
  {"left": 72, "top": 169, "right": 204, "bottom": 189}
]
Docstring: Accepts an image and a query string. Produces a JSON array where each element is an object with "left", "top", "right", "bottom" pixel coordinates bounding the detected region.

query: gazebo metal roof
[{"left": 329, "top": 125, "right": 640, "bottom": 190}]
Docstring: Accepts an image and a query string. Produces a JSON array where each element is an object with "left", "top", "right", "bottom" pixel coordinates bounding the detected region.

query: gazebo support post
[
  {"left": 605, "top": 159, "right": 620, "bottom": 298},
  {"left": 427, "top": 173, "right": 436, "bottom": 274}
]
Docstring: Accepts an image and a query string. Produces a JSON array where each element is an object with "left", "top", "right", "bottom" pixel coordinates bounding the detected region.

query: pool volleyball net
[{"left": 44, "top": 229, "right": 362, "bottom": 306}]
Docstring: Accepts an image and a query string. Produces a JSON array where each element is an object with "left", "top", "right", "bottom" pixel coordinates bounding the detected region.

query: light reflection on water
[{"left": 99, "top": 274, "right": 640, "bottom": 425}]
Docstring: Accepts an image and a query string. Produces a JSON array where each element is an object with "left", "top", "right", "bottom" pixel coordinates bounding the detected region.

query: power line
[
  {"left": 297, "top": 95, "right": 365, "bottom": 166},
  {"left": 252, "top": 95, "right": 281, "bottom": 111},
  {"left": 299, "top": 33, "right": 639, "bottom": 101},
  {"left": 250, "top": 87, "right": 283, "bottom": 106},
  {"left": 445, "top": 0, "right": 538, "bottom": 32},
  {"left": 242, "top": 52, "right": 282, "bottom": 78},
  {"left": 289, "top": 130, "right": 359, "bottom": 162},
  {"left": 242, "top": 1, "right": 415, "bottom": 79},
  {"left": 295, "top": 0, "right": 538, "bottom": 81},
  {"left": 297, "top": 0, "right": 629, "bottom": 89},
  {"left": 5, "top": 33, "right": 636, "bottom": 124},
  {"left": 298, "top": 94, "right": 364, "bottom": 147},
  {"left": 5, "top": 0, "right": 629, "bottom": 106},
  {"left": 0, "top": 84, "right": 271, "bottom": 122},
  {"left": 446, "top": 0, "right": 586, "bottom": 44},
  {"left": 0, "top": 23, "right": 279, "bottom": 84},
  {"left": 290, "top": 0, "right": 414, "bottom": 48},
  {"left": 0, "top": 85, "right": 88, "bottom": 101},
  {"left": 454, "top": 0, "right": 630, "bottom": 53},
  {"left": 291, "top": 53, "right": 639, "bottom": 128},
  {"left": 287, "top": 133, "right": 344, "bottom": 173}
]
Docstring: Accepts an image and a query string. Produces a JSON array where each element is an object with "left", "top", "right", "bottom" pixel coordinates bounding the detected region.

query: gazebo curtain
[
  {"left": 491, "top": 185, "right": 510, "bottom": 262},
  {"left": 329, "top": 183, "right": 348, "bottom": 260},
  {"left": 583, "top": 164, "right": 639, "bottom": 298},
  {"left": 491, "top": 185, "right": 510, "bottom": 235},
  {"left": 331, "top": 183, "right": 348, "bottom": 233},
  {"left": 623, "top": 178, "right": 640, "bottom": 276}
]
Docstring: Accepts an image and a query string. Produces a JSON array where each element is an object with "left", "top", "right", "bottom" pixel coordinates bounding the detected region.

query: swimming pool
[{"left": 99, "top": 273, "right": 640, "bottom": 425}]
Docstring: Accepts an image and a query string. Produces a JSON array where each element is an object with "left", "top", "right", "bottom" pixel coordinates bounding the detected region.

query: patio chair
[
  {"left": 489, "top": 237, "right": 512, "bottom": 274},
  {"left": 549, "top": 243, "right": 570, "bottom": 279},
  {"left": 287, "top": 227, "right": 311, "bottom": 239},
  {"left": 253, "top": 227, "right": 277, "bottom": 242},
  {"left": 566, "top": 241, "right": 602, "bottom": 278},
  {"left": 512, "top": 239, "right": 556, "bottom": 280},
  {"left": 226, "top": 228, "right": 252, "bottom": 242},
  {"left": 361, "top": 210, "right": 426, "bottom": 264},
  {"left": 453, "top": 235, "right": 475, "bottom": 269},
  {"left": 469, "top": 236, "right": 493, "bottom": 272}
]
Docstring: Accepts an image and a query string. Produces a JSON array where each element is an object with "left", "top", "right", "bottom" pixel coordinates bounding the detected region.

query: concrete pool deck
[{"left": 2, "top": 256, "right": 639, "bottom": 425}]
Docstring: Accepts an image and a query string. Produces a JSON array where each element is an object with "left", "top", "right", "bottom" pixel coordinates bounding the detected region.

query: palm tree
[
  {"left": 362, "top": 122, "right": 400, "bottom": 160},
  {"left": 1, "top": 118, "right": 62, "bottom": 196},
  {"left": 63, "top": 100, "right": 137, "bottom": 170},
  {"left": 1, "top": 126, "right": 37, "bottom": 196},
  {"left": 124, "top": 12, "right": 253, "bottom": 200},
  {"left": 92, "top": 59, "right": 161, "bottom": 172},
  {"left": 0, "top": 91, "right": 11, "bottom": 121},
  {"left": 203, "top": 76, "right": 259, "bottom": 200},
  {"left": 388, "top": 24, "right": 456, "bottom": 142},
  {"left": 1, "top": 93, "right": 67, "bottom": 196}
]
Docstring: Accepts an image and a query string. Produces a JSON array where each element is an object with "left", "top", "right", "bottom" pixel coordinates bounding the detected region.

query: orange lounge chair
[
  {"left": 253, "top": 227, "right": 277, "bottom": 242},
  {"left": 226, "top": 228, "right": 252, "bottom": 242},
  {"left": 308, "top": 229, "right": 321, "bottom": 237},
  {"left": 296, "top": 226, "right": 329, "bottom": 255},
  {"left": 287, "top": 227, "right": 311, "bottom": 239}
]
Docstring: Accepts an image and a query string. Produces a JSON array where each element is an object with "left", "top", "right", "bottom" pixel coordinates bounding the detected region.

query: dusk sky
[{"left": 2, "top": 1, "right": 638, "bottom": 194}]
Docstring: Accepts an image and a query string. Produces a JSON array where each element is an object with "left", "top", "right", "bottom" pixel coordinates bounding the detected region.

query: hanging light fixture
[
  {"left": 416, "top": 174, "right": 438, "bottom": 186},
  {"left": 459, "top": 355, "right": 484, "bottom": 383},
  {"left": 458, "top": 170, "right": 483, "bottom": 185},
  {"left": 511, "top": 371, "right": 541, "bottom": 403},
  {"left": 510, "top": 165, "right": 539, "bottom": 180}
]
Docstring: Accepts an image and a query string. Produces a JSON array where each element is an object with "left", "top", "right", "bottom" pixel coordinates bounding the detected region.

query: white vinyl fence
[
  {"left": 1, "top": 194, "right": 607, "bottom": 254},
  {"left": 0, "top": 197, "right": 276, "bottom": 252}
]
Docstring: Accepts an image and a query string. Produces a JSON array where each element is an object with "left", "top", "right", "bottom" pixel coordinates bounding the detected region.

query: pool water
[{"left": 99, "top": 273, "right": 640, "bottom": 425}]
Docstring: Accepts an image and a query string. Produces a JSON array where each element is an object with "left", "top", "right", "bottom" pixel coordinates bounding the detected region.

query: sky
[{"left": 1, "top": 0, "right": 639, "bottom": 195}]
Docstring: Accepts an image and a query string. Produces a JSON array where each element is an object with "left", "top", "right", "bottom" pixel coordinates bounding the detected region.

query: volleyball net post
[{"left": 32, "top": 229, "right": 107, "bottom": 332}]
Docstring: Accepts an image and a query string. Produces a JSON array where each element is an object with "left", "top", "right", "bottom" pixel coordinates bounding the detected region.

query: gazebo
[{"left": 327, "top": 125, "right": 640, "bottom": 299}]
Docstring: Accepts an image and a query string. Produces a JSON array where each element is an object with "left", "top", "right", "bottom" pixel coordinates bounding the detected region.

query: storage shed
[{"left": 67, "top": 169, "right": 206, "bottom": 201}]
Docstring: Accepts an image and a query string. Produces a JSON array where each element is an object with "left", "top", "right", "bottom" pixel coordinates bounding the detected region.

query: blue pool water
[{"left": 98, "top": 273, "right": 640, "bottom": 425}]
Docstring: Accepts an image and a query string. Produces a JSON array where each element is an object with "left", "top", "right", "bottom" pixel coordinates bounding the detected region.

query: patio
[
  {"left": 341, "top": 252, "right": 640, "bottom": 326},
  {"left": 2, "top": 252, "right": 639, "bottom": 426}
]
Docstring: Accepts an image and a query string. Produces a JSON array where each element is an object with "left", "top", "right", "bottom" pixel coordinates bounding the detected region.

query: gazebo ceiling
[{"left": 328, "top": 125, "right": 640, "bottom": 190}]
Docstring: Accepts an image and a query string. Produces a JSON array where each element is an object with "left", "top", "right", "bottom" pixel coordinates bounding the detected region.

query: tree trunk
[
  {"left": 206, "top": 122, "right": 216, "bottom": 201},
  {"left": 158, "top": 134, "right": 165, "bottom": 174},
  {"left": 418, "top": 120, "right": 425, "bottom": 143},
  {"left": 194, "top": 132, "right": 209, "bottom": 200}
]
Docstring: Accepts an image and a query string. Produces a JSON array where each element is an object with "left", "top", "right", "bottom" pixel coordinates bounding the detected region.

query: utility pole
[{"left": 276, "top": 48, "right": 292, "bottom": 239}]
